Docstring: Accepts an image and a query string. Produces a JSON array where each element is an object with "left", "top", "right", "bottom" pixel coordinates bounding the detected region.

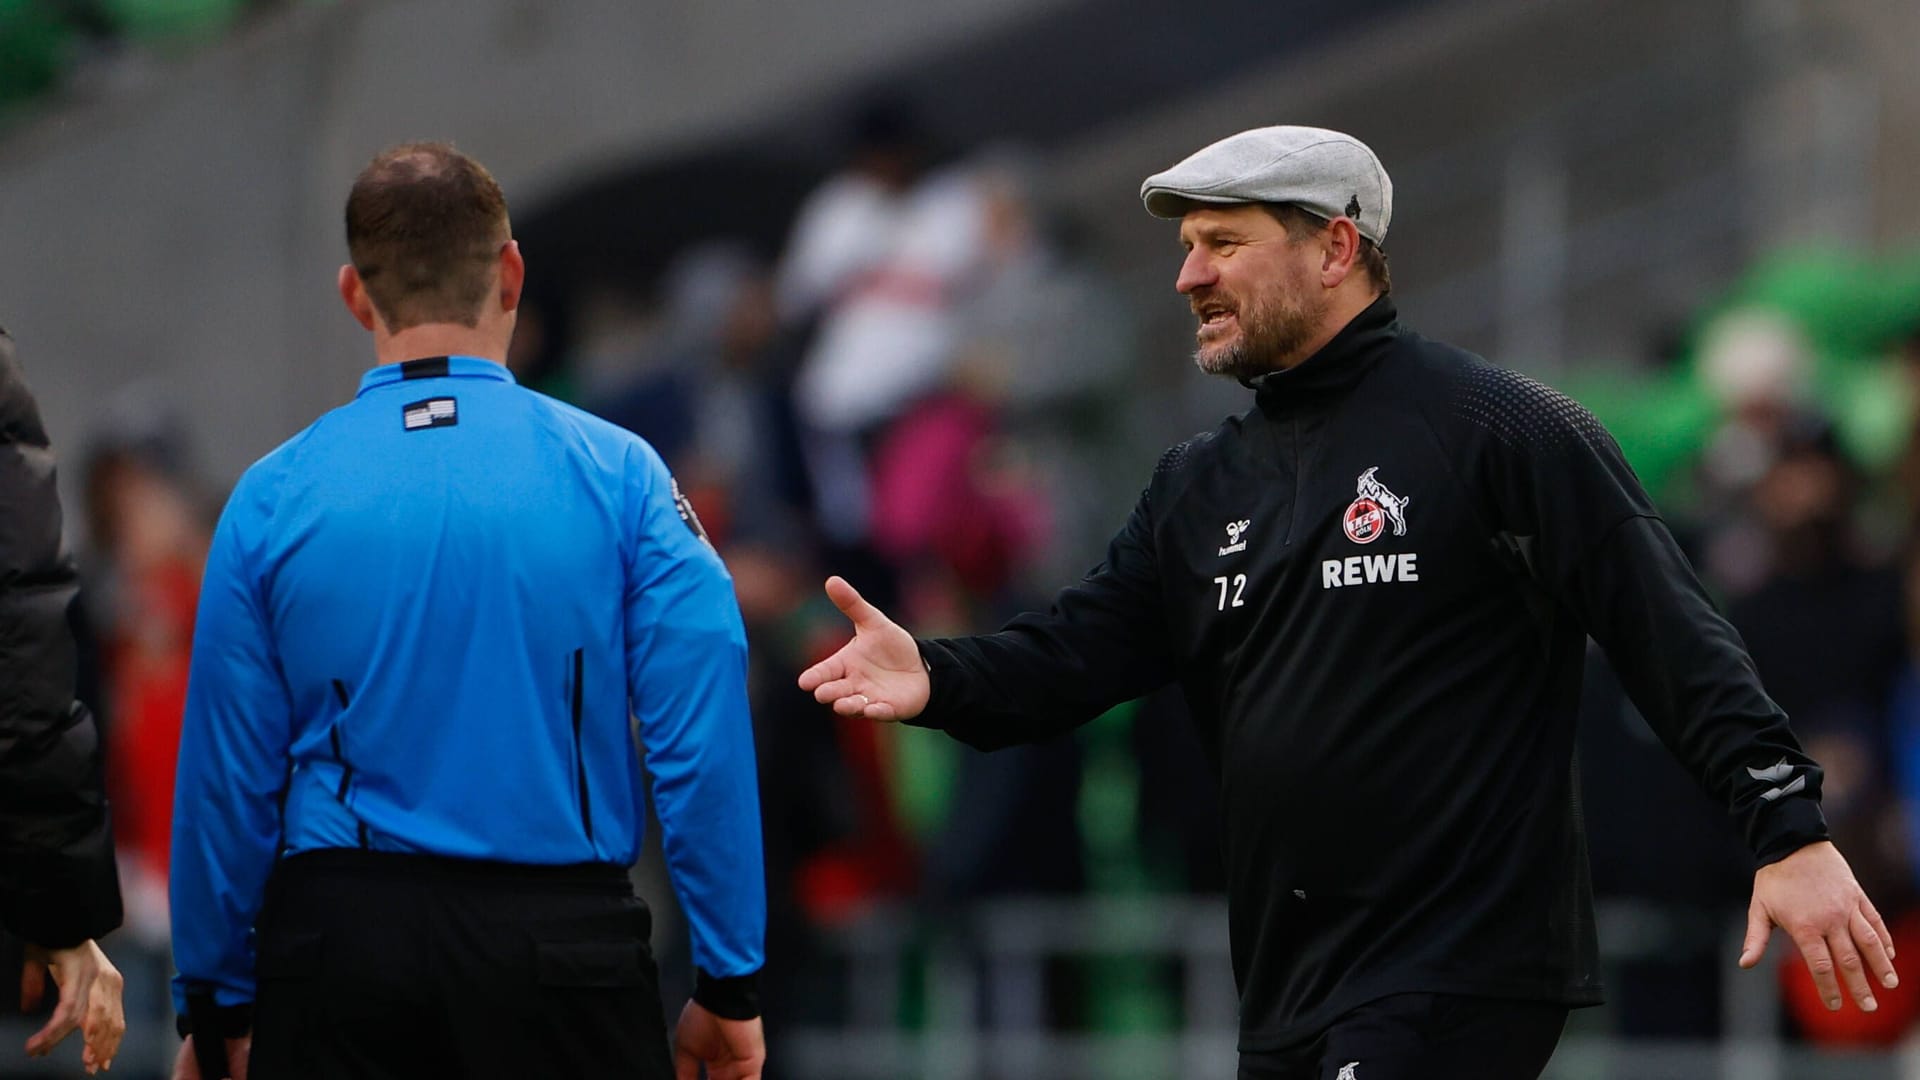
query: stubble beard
[{"left": 1192, "top": 283, "right": 1324, "bottom": 381}]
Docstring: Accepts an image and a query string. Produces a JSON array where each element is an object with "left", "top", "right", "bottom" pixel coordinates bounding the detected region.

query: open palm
[{"left": 797, "top": 576, "right": 929, "bottom": 722}]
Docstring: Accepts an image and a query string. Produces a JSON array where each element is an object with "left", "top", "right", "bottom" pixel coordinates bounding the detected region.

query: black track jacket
[
  {"left": 0, "top": 329, "right": 121, "bottom": 950},
  {"left": 910, "top": 296, "right": 1828, "bottom": 1050}
]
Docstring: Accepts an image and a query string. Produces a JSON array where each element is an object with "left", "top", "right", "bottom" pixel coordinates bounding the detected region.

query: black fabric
[
  {"left": 692, "top": 967, "right": 761, "bottom": 1020},
  {"left": 1236, "top": 993, "right": 1568, "bottom": 1079},
  {"left": 183, "top": 990, "right": 246, "bottom": 1079},
  {"left": 247, "top": 850, "right": 672, "bottom": 1080},
  {"left": 0, "top": 330, "right": 122, "bottom": 950},
  {"left": 911, "top": 296, "right": 1827, "bottom": 1049},
  {"left": 176, "top": 993, "right": 253, "bottom": 1038},
  {"left": 398, "top": 356, "right": 450, "bottom": 380}
]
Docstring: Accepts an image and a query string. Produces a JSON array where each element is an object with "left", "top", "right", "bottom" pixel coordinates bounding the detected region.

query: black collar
[{"left": 1246, "top": 295, "right": 1399, "bottom": 413}]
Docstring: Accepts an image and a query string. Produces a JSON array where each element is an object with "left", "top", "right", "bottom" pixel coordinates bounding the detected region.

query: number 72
[{"left": 1213, "top": 574, "right": 1247, "bottom": 610}]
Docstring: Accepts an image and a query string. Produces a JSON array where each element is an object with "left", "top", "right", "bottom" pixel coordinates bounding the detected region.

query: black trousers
[
  {"left": 248, "top": 849, "right": 674, "bottom": 1080},
  {"left": 1237, "top": 993, "right": 1569, "bottom": 1080}
]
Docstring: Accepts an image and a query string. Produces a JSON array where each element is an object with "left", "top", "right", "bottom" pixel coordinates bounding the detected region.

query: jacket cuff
[
  {"left": 1751, "top": 796, "right": 1829, "bottom": 869},
  {"left": 175, "top": 989, "right": 253, "bottom": 1039},
  {"left": 692, "top": 967, "right": 761, "bottom": 1021},
  {"left": 908, "top": 641, "right": 959, "bottom": 731}
]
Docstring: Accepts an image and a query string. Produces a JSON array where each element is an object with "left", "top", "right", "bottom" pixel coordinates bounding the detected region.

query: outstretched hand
[
  {"left": 797, "top": 576, "right": 929, "bottom": 722},
  {"left": 1741, "top": 840, "right": 1898, "bottom": 1012}
]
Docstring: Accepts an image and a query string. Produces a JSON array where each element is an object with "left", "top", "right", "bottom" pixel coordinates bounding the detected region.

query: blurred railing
[
  {"left": 782, "top": 896, "right": 1920, "bottom": 1080},
  {"left": 6, "top": 896, "right": 1920, "bottom": 1077}
]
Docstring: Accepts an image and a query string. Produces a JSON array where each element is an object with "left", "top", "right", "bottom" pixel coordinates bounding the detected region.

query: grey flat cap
[{"left": 1141, "top": 125, "right": 1393, "bottom": 244}]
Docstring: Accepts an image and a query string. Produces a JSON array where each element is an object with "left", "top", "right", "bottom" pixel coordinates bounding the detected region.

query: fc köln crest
[{"left": 1342, "top": 467, "right": 1410, "bottom": 544}]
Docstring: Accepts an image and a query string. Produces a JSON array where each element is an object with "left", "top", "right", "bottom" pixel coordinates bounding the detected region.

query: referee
[
  {"left": 170, "top": 144, "right": 766, "bottom": 1079},
  {"left": 801, "top": 126, "right": 1894, "bottom": 1079}
]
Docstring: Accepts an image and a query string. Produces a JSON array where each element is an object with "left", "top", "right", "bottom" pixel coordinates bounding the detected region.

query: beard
[{"left": 1191, "top": 281, "right": 1325, "bottom": 381}]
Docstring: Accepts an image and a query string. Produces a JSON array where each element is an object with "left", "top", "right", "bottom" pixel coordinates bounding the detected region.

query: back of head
[{"left": 345, "top": 143, "right": 511, "bottom": 331}]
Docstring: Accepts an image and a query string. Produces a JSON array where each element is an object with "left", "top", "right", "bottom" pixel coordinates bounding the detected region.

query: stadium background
[{"left": 5, "top": 0, "right": 1920, "bottom": 1075}]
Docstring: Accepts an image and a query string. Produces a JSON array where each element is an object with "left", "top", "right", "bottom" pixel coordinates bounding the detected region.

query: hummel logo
[
  {"left": 1747, "top": 758, "right": 1807, "bottom": 802},
  {"left": 1219, "top": 519, "right": 1251, "bottom": 556},
  {"left": 1336, "top": 1063, "right": 1359, "bottom": 1080}
]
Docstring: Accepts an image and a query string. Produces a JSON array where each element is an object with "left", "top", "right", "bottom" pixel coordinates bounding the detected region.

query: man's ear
[
  {"left": 338, "top": 265, "right": 380, "bottom": 332},
  {"left": 498, "top": 240, "right": 525, "bottom": 314},
  {"left": 1320, "top": 217, "right": 1361, "bottom": 289}
]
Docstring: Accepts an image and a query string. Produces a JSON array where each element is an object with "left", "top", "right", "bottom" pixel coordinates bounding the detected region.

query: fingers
[
  {"left": 810, "top": 677, "right": 857, "bottom": 705},
  {"left": 674, "top": 1043, "right": 702, "bottom": 1080},
  {"left": 81, "top": 966, "right": 125, "bottom": 1073},
  {"left": 1853, "top": 908, "right": 1900, "bottom": 991},
  {"left": 1791, "top": 926, "right": 1881, "bottom": 1012},
  {"left": 20, "top": 958, "right": 44, "bottom": 1013},
  {"left": 1827, "top": 927, "right": 1878, "bottom": 1012},
  {"left": 797, "top": 655, "right": 843, "bottom": 693},
  {"left": 1792, "top": 931, "right": 1844, "bottom": 1011},
  {"left": 228, "top": 1033, "right": 253, "bottom": 1080},
  {"left": 1739, "top": 898, "right": 1771, "bottom": 969},
  {"left": 25, "top": 989, "right": 81, "bottom": 1057},
  {"left": 173, "top": 1037, "right": 202, "bottom": 1080},
  {"left": 1863, "top": 895, "right": 1897, "bottom": 963},
  {"left": 823, "top": 576, "right": 887, "bottom": 630},
  {"left": 823, "top": 692, "right": 899, "bottom": 722}
]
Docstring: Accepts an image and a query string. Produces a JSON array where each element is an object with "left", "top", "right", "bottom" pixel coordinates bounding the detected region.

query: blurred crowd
[{"left": 58, "top": 102, "right": 1920, "bottom": 1071}]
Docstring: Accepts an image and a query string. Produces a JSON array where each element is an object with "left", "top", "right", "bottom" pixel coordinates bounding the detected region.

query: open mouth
[{"left": 1195, "top": 301, "right": 1237, "bottom": 336}]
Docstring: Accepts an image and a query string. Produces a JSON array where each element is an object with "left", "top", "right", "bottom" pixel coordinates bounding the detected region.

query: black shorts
[
  {"left": 248, "top": 849, "right": 673, "bottom": 1080},
  {"left": 1238, "top": 993, "right": 1568, "bottom": 1080}
]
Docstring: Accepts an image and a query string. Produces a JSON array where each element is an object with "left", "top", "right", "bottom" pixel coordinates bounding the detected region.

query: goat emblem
[{"left": 1343, "top": 468, "right": 1410, "bottom": 544}]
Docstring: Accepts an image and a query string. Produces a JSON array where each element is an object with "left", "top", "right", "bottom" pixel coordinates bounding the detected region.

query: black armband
[{"left": 692, "top": 967, "right": 761, "bottom": 1020}]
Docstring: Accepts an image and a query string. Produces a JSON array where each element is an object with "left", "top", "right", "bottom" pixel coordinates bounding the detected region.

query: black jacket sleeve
[
  {"left": 910, "top": 488, "right": 1176, "bottom": 750},
  {"left": 0, "top": 330, "right": 123, "bottom": 948},
  {"left": 1462, "top": 366, "right": 1827, "bottom": 867}
]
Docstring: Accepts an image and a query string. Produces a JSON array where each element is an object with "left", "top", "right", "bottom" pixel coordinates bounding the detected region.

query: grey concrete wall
[{"left": 0, "top": 0, "right": 1080, "bottom": 496}]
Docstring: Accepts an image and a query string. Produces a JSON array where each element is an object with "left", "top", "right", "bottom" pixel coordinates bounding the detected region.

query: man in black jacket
[
  {"left": 799, "top": 127, "right": 1895, "bottom": 1078},
  {"left": 1, "top": 328, "right": 127, "bottom": 1074}
]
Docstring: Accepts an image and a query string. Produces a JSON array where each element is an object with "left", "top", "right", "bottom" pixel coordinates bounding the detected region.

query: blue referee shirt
[{"left": 170, "top": 355, "right": 764, "bottom": 1012}]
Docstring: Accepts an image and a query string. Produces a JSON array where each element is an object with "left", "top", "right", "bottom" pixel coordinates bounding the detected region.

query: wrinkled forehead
[{"left": 1176, "top": 203, "right": 1282, "bottom": 244}]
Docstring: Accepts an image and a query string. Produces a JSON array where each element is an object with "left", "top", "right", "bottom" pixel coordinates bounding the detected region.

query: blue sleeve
[
  {"left": 624, "top": 447, "right": 765, "bottom": 977},
  {"left": 170, "top": 478, "right": 294, "bottom": 1013}
]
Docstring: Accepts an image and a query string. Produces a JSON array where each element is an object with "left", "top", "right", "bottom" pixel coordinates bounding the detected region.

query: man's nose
[{"left": 1176, "top": 249, "right": 1216, "bottom": 295}]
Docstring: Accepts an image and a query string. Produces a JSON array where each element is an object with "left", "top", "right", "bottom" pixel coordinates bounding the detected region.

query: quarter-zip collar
[
  {"left": 356, "top": 355, "right": 516, "bottom": 397},
  {"left": 1246, "top": 295, "right": 1399, "bottom": 415}
]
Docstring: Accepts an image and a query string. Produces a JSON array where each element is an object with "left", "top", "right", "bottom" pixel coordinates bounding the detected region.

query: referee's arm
[
  {"left": 170, "top": 475, "right": 294, "bottom": 1027},
  {"left": 623, "top": 445, "right": 765, "bottom": 1014}
]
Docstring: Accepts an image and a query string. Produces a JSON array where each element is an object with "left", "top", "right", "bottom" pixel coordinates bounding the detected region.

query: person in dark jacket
[
  {"left": 0, "top": 328, "right": 126, "bottom": 1074},
  {"left": 799, "top": 127, "right": 1896, "bottom": 1079}
]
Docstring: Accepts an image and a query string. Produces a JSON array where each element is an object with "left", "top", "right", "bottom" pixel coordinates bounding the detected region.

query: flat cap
[{"left": 1140, "top": 125, "right": 1393, "bottom": 245}]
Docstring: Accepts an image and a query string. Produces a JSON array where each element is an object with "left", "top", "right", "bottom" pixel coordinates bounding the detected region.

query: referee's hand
[
  {"left": 798, "top": 576, "right": 930, "bottom": 722},
  {"left": 1740, "top": 840, "right": 1898, "bottom": 1012},
  {"left": 673, "top": 1000, "right": 764, "bottom": 1080}
]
